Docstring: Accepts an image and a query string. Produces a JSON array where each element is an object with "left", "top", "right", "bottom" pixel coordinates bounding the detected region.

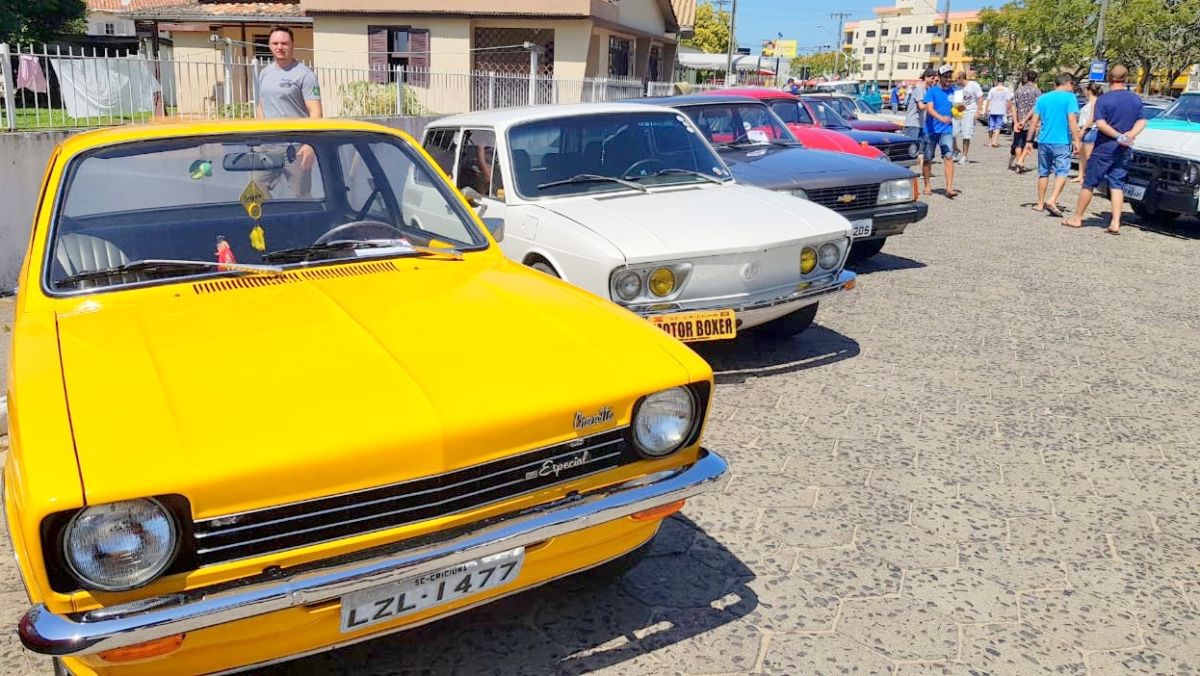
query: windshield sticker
[
  {"left": 216, "top": 236, "right": 237, "bottom": 269},
  {"left": 189, "top": 160, "right": 212, "bottom": 180},
  {"left": 747, "top": 130, "right": 770, "bottom": 144}
]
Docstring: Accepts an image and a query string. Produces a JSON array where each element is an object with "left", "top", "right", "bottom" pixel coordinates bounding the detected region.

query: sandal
[{"left": 1045, "top": 204, "right": 1063, "bottom": 218}]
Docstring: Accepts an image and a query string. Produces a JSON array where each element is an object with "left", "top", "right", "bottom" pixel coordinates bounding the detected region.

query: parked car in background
[
  {"left": 1122, "top": 92, "right": 1200, "bottom": 225},
  {"left": 424, "top": 103, "right": 858, "bottom": 341},
  {"left": 803, "top": 93, "right": 903, "bottom": 133},
  {"left": 8, "top": 118, "right": 730, "bottom": 675},
  {"left": 1141, "top": 96, "right": 1174, "bottom": 120},
  {"left": 801, "top": 97, "right": 919, "bottom": 166},
  {"left": 642, "top": 95, "right": 927, "bottom": 260},
  {"left": 704, "top": 89, "right": 890, "bottom": 162},
  {"left": 808, "top": 79, "right": 883, "bottom": 111}
]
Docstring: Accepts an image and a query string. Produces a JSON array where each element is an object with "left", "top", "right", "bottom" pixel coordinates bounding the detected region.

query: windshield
[
  {"left": 679, "top": 103, "right": 801, "bottom": 148},
  {"left": 817, "top": 82, "right": 861, "bottom": 97},
  {"left": 1159, "top": 95, "right": 1200, "bottom": 123},
  {"left": 805, "top": 99, "right": 854, "bottom": 129},
  {"left": 49, "top": 132, "right": 485, "bottom": 293},
  {"left": 768, "top": 99, "right": 815, "bottom": 126},
  {"left": 507, "top": 111, "right": 730, "bottom": 198}
]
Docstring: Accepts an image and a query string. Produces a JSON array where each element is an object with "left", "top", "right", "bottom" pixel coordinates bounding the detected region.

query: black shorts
[{"left": 1010, "top": 129, "right": 1028, "bottom": 154}]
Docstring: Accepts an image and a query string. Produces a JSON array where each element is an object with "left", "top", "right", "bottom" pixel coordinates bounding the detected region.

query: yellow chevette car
[{"left": 4, "top": 119, "right": 728, "bottom": 675}]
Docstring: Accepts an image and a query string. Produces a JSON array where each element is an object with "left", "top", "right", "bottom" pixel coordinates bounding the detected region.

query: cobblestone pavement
[{"left": 2, "top": 143, "right": 1199, "bottom": 675}]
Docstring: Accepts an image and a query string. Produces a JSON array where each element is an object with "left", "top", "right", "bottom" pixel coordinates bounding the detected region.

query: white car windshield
[
  {"left": 49, "top": 132, "right": 485, "bottom": 292},
  {"left": 1159, "top": 95, "right": 1200, "bottom": 123},
  {"left": 507, "top": 111, "right": 731, "bottom": 198}
]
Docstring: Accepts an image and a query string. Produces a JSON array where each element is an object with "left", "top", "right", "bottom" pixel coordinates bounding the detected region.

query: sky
[{"left": 725, "top": 0, "right": 991, "bottom": 56}]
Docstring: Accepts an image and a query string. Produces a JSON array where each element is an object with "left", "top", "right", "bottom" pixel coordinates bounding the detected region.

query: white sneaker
[{"left": 958, "top": 157, "right": 968, "bottom": 165}]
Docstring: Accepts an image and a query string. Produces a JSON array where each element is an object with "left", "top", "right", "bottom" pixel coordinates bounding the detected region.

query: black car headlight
[
  {"left": 632, "top": 387, "right": 697, "bottom": 457},
  {"left": 63, "top": 499, "right": 179, "bottom": 591}
]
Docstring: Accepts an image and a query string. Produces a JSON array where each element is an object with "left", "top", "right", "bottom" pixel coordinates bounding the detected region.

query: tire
[
  {"left": 527, "top": 259, "right": 560, "bottom": 278},
  {"left": 749, "top": 303, "right": 818, "bottom": 340},
  {"left": 1131, "top": 202, "right": 1181, "bottom": 225},
  {"left": 848, "top": 237, "right": 886, "bottom": 261}
]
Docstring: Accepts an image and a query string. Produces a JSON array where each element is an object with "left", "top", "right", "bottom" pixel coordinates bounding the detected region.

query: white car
[{"left": 422, "top": 103, "right": 856, "bottom": 342}]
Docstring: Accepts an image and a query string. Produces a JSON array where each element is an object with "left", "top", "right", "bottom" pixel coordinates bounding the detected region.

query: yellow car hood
[{"left": 54, "top": 257, "right": 698, "bottom": 519}]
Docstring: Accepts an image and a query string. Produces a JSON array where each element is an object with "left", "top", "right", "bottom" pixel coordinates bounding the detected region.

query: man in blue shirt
[
  {"left": 1062, "top": 65, "right": 1146, "bottom": 234},
  {"left": 922, "top": 65, "right": 958, "bottom": 198},
  {"left": 1027, "top": 72, "right": 1081, "bottom": 216}
]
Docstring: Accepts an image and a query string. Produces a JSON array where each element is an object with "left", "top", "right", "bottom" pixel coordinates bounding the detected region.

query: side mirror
[{"left": 483, "top": 218, "right": 505, "bottom": 242}]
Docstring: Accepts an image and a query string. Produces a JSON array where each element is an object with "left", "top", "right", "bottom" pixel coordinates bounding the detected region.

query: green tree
[
  {"left": 790, "top": 51, "right": 859, "bottom": 79},
  {"left": 965, "top": 4, "right": 1027, "bottom": 82},
  {"left": 0, "top": 0, "right": 86, "bottom": 43},
  {"left": 1105, "top": 0, "right": 1200, "bottom": 92},
  {"left": 683, "top": 1, "right": 732, "bottom": 54}
]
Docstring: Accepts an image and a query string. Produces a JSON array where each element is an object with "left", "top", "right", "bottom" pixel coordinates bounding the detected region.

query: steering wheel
[
  {"left": 621, "top": 158, "right": 669, "bottom": 178},
  {"left": 314, "top": 220, "right": 407, "bottom": 245}
]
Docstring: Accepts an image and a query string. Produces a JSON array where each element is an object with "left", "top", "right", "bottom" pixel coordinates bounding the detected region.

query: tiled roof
[
  {"left": 672, "top": 0, "right": 695, "bottom": 28},
  {"left": 89, "top": 0, "right": 303, "bottom": 18}
]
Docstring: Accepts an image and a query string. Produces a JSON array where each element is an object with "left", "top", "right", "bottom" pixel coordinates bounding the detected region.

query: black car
[{"left": 635, "top": 95, "right": 928, "bottom": 260}]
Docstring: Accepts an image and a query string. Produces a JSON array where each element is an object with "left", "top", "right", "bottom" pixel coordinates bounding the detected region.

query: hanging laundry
[{"left": 17, "top": 55, "right": 49, "bottom": 93}]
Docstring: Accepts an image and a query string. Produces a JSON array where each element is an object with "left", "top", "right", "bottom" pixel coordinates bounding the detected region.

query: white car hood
[
  {"left": 1135, "top": 126, "right": 1200, "bottom": 160},
  {"left": 534, "top": 184, "right": 851, "bottom": 263}
]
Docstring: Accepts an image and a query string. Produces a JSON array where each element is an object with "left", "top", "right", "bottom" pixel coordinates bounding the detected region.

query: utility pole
[
  {"left": 830, "top": 12, "right": 852, "bottom": 76},
  {"left": 723, "top": 0, "right": 739, "bottom": 85},
  {"left": 1094, "top": 0, "right": 1109, "bottom": 58},
  {"left": 874, "top": 16, "right": 885, "bottom": 83}
]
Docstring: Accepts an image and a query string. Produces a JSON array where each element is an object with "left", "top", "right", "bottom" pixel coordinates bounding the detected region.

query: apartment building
[{"left": 843, "top": 0, "right": 978, "bottom": 84}]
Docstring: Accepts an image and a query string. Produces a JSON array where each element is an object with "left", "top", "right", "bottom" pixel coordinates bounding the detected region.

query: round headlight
[
  {"left": 800, "top": 247, "right": 818, "bottom": 274},
  {"left": 648, "top": 268, "right": 676, "bottom": 297},
  {"left": 790, "top": 188, "right": 809, "bottom": 200},
  {"left": 909, "top": 142, "right": 919, "bottom": 157},
  {"left": 818, "top": 242, "right": 840, "bottom": 269},
  {"left": 633, "top": 388, "right": 696, "bottom": 457},
  {"left": 613, "top": 270, "right": 641, "bottom": 302},
  {"left": 63, "top": 499, "right": 178, "bottom": 591}
]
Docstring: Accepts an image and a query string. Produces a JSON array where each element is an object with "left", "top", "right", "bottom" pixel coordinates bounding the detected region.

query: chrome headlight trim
[
  {"left": 610, "top": 263, "right": 693, "bottom": 305},
  {"left": 632, "top": 387, "right": 697, "bottom": 458}
]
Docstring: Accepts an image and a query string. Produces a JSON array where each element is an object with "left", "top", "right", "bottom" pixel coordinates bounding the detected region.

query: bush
[
  {"left": 337, "top": 81, "right": 429, "bottom": 117},
  {"left": 221, "top": 102, "right": 255, "bottom": 119}
]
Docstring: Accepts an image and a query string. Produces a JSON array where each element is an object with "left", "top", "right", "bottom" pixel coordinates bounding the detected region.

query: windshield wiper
[
  {"left": 261, "top": 239, "right": 462, "bottom": 264},
  {"left": 641, "top": 168, "right": 726, "bottom": 185},
  {"left": 537, "top": 173, "right": 647, "bottom": 193},
  {"left": 57, "top": 259, "right": 284, "bottom": 287}
]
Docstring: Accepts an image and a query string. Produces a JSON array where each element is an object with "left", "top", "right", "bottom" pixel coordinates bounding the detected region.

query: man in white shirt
[
  {"left": 985, "top": 82, "right": 1012, "bottom": 147},
  {"left": 955, "top": 71, "right": 984, "bottom": 165}
]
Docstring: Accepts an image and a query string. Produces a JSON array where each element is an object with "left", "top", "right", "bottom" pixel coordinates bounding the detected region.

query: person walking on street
[
  {"left": 985, "top": 81, "right": 1012, "bottom": 147},
  {"left": 922, "top": 65, "right": 959, "bottom": 198},
  {"left": 256, "top": 26, "right": 322, "bottom": 120},
  {"left": 1009, "top": 70, "right": 1041, "bottom": 172},
  {"left": 956, "top": 71, "right": 983, "bottom": 164},
  {"left": 890, "top": 82, "right": 900, "bottom": 112},
  {"left": 905, "top": 69, "right": 935, "bottom": 171},
  {"left": 1062, "top": 66, "right": 1146, "bottom": 234},
  {"left": 1027, "top": 73, "right": 1081, "bottom": 217},
  {"left": 1071, "top": 82, "right": 1102, "bottom": 183}
]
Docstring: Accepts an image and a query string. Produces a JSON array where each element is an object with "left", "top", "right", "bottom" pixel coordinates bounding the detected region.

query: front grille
[
  {"left": 881, "top": 142, "right": 915, "bottom": 163},
  {"left": 1130, "top": 152, "right": 1191, "bottom": 186},
  {"left": 193, "top": 428, "right": 638, "bottom": 566},
  {"left": 806, "top": 183, "right": 881, "bottom": 212}
]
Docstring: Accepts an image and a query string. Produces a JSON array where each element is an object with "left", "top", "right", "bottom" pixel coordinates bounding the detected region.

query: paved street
[{"left": 1, "top": 142, "right": 1199, "bottom": 675}]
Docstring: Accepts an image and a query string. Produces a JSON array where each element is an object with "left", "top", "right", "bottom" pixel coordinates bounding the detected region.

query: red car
[{"left": 705, "top": 88, "right": 888, "bottom": 162}]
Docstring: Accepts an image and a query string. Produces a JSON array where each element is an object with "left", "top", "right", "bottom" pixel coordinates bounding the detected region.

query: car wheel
[
  {"left": 587, "top": 536, "right": 653, "bottom": 583},
  {"left": 1131, "top": 202, "right": 1180, "bottom": 225},
  {"left": 527, "top": 259, "right": 560, "bottom": 278},
  {"left": 848, "top": 237, "right": 886, "bottom": 261}
]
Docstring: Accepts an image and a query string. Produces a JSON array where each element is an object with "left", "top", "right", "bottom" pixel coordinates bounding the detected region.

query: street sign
[{"left": 1089, "top": 59, "right": 1108, "bottom": 82}]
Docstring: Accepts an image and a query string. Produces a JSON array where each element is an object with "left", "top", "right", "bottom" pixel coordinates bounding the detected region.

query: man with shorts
[
  {"left": 955, "top": 71, "right": 983, "bottom": 164},
  {"left": 1009, "top": 70, "right": 1040, "bottom": 172},
  {"left": 922, "top": 65, "right": 958, "bottom": 198},
  {"left": 254, "top": 26, "right": 323, "bottom": 198},
  {"left": 905, "top": 68, "right": 935, "bottom": 140},
  {"left": 1027, "top": 72, "right": 1081, "bottom": 217},
  {"left": 985, "top": 81, "right": 1012, "bottom": 147},
  {"left": 1062, "top": 65, "right": 1145, "bottom": 234}
]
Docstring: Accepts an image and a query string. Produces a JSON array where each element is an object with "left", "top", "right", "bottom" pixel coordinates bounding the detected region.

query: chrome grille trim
[
  {"left": 881, "top": 142, "right": 915, "bottom": 162},
  {"left": 806, "top": 183, "right": 881, "bottom": 212},
  {"left": 191, "top": 427, "right": 638, "bottom": 565}
]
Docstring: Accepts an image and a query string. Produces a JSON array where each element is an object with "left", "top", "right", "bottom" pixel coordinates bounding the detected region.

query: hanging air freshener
[{"left": 249, "top": 224, "right": 266, "bottom": 251}]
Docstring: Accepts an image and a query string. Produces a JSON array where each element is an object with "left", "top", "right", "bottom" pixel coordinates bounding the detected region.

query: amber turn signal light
[
  {"left": 98, "top": 634, "right": 185, "bottom": 663},
  {"left": 631, "top": 499, "right": 686, "bottom": 521}
]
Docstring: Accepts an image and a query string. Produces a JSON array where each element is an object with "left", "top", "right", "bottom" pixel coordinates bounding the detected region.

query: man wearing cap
[{"left": 921, "top": 65, "right": 958, "bottom": 198}]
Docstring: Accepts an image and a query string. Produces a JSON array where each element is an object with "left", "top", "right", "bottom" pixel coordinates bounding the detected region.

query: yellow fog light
[
  {"left": 648, "top": 267, "right": 676, "bottom": 297},
  {"left": 800, "top": 248, "right": 818, "bottom": 274}
]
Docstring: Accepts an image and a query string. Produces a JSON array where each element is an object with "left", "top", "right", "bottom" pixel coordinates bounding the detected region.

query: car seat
[{"left": 54, "top": 232, "right": 130, "bottom": 277}]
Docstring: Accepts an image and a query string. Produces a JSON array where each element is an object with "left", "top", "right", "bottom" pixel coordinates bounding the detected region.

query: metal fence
[{"left": 0, "top": 42, "right": 711, "bottom": 132}]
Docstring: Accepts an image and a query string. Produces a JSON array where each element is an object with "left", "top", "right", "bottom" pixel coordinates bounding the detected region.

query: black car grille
[
  {"left": 807, "top": 184, "right": 881, "bottom": 212},
  {"left": 192, "top": 428, "right": 639, "bottom": 566},
  {"left": 880, "top": 141, "right": 916, "bottom": 163},
  {"left": 1130, "top": 152, "right": 1192, "bottom": 186}
]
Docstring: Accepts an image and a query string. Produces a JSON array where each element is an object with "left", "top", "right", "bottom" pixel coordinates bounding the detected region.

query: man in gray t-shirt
[
  {"left": 256, "top": 27, "right": 322, "bottom": 120},
  {"left": 905, "top": 68, "right": 936, "bottom": 138}
]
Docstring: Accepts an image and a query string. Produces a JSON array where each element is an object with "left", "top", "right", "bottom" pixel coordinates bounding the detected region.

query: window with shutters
[
  {"left": 367, "top": 26, "right": 430, "bottom": 86},
  {"left": 609, "top": 36, "right": 633, "bottom": 78}
]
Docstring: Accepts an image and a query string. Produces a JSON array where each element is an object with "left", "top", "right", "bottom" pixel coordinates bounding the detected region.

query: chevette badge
[
  {"left": 837, "top": 193, "right": 858, "bottom": 204},
  {"left": 527, "top": 450, "right": 591, "bottom": 480},
  {"left": 573, "top": 407, "right": 614, "bottom": 430}
]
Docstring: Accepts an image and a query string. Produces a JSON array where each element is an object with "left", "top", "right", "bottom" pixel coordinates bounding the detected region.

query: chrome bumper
[{"left": 19, "top": 449, "right": 728, "bottom": 657}]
